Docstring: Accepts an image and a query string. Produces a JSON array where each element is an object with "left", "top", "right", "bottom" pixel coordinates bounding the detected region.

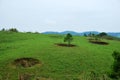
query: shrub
[{"left": 110, "top": 51, "right": 120, "bottom": 79}]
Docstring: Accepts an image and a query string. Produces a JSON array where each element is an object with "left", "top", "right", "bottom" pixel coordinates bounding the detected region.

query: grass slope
[{"left": 0, "top": 31, "right": 120, "bottom": 80}]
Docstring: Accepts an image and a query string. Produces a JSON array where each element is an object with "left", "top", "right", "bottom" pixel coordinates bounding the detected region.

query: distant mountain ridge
[{"left": 42, "top": 31, "right": 120, "bottom": 38}]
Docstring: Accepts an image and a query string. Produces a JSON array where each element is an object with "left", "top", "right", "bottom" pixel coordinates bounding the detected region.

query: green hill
[{"left": 0, "top": 31, "right": 120, "bottom": 80}]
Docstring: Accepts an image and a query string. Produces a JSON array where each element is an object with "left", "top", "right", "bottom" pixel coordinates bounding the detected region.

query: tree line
[{"left": 1, "top": 28, "right": 18, "bottom": 32}]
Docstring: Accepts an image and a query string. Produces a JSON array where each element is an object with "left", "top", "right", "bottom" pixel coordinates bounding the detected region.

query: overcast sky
[{"left": 0, "top": 0, "right": 120, "bottom": 32}]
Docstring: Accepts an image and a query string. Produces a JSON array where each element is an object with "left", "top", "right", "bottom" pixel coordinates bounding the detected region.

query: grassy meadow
[{"left": 0, "top": 31, "right": 120, "bottom": 80}]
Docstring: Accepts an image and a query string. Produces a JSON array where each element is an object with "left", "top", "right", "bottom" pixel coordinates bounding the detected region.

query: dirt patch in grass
[
  {"left": 55, "top": 43, "right": 76, "bottom": 47},
  {"left": 19, "top": 73, "right": 33, "bottom": 80},
  {"left": 89, "top": 40, "right": 109, "bottom": 45},
  {"left": 13, "top": 58, "right": 41, "bottom": 68},
  {"left": 18, "top": 74, "right": 53, "bottom": 80}
]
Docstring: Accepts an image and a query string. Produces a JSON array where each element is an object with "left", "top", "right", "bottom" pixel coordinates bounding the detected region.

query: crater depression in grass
[
  {"left": 89, "top": 40, "right": 109, "bottom": 45},
  {"left": 13, "top": 58, "right": 41, "bottom": 68},
  {"left": 55, "top": 43, "right": 76, "bottom": 47}
]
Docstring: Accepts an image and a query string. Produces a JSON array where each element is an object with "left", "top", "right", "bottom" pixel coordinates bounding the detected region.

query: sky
[{"left": 0, "top": 0, "right": 120, "bottom": 32}]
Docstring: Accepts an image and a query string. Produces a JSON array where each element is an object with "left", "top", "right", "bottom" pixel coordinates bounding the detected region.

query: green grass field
[{"left": 0, "top": 31, "right": 120, "bottom": 80}]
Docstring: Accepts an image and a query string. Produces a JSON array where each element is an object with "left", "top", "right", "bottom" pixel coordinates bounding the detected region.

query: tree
[
  {"left": 110, "top": 51, "right": 120, "bottom": 79},
  {"left": 88, "top": 32, "right": 92, "bottom": 37},
  {"left": 64, "top": 33, "right": 73, "bottom": 46},
  {"left": 8, "top": 28, "right": 18, "bottom": 32},
  {"left": 1, "top": 28, "right": 5, "bottom": 31},
  {"left": 91, "top": 33, "right": 95, "bottom": 37},
  {"left": 84, "top": 33, "right": 87, "bottom": 37},
  {"left": 98, "top": 32, "right": 107, "bottom": 37}
]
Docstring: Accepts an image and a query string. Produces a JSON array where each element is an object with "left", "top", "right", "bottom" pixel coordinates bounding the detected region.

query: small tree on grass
[
  {"left": 64, "top": 33, "right": 73, "bottom": 46},
  {"left": 1, "top": 28, "right": 5, "bottom": 31},
  {"left": 110, "top": 51, "right": 120, "bottom": 79},
  {"left": 98, "top": 32, "right": 107, "bottom": 38},
  {"left": 84, "top": 33, "right": 87, "bottom": 37}
]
